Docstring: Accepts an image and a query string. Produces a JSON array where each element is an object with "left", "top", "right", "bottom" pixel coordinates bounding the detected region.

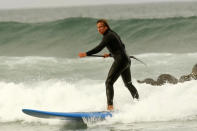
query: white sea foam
[{"left": 0, "top": 78, "right": 196, "bottom": 124}]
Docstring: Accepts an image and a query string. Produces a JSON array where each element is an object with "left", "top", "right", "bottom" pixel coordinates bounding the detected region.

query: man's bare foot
[{"left": 107, "top": 105, "right": 114, "bottom": 111}]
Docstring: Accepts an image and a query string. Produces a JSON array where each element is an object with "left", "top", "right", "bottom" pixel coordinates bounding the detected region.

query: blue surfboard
[{"left": 22, "top": 109, "right": 112, "bottom": 120}]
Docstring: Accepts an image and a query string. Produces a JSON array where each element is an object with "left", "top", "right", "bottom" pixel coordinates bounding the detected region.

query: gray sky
[{"left": 0, "top": 0, "right": 193, "bottom": 9}]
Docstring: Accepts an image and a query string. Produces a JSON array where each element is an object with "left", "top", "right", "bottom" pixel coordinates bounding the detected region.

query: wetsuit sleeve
[{"left": 86, "top": 38, "right": 108, "bottom": 56}]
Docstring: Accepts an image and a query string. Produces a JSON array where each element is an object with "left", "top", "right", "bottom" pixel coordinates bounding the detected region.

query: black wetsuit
[{"left": 86, "top": 29, "right": 139, "bottom": 106}]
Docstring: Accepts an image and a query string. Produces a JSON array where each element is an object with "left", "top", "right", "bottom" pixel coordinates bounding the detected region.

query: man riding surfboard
[{"left": 79, "top": 19, "right": 139, "bottom": 111}]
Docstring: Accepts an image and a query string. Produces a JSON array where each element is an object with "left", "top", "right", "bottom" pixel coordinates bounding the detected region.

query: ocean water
[{"left": 0, "top": 1, "right": 197, "bottom": 131}]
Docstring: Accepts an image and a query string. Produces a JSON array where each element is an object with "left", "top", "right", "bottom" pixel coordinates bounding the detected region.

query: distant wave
[
  {"left": 1, "top": 2, "right": 197, "bottom": 23},
  {"left": 0, "top": 17, "right": 197, "bottom": 57}
]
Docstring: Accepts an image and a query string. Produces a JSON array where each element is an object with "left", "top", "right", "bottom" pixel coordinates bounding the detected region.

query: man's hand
[
  {"left": 78, "top": 52, "right": 87, "bottom": 58},
  {"left": 103, "top": 53, "right": 110, "bottom": 58}
]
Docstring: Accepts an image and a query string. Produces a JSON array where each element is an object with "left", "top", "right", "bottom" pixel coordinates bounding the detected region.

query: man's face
[{"left": 97, "top": 22, "right": 108, "bottom": 35}]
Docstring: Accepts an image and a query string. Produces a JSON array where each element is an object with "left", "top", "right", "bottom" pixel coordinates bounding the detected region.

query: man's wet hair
[{"left": 97, "top": 19, "right": 110, "bottom": 29}]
